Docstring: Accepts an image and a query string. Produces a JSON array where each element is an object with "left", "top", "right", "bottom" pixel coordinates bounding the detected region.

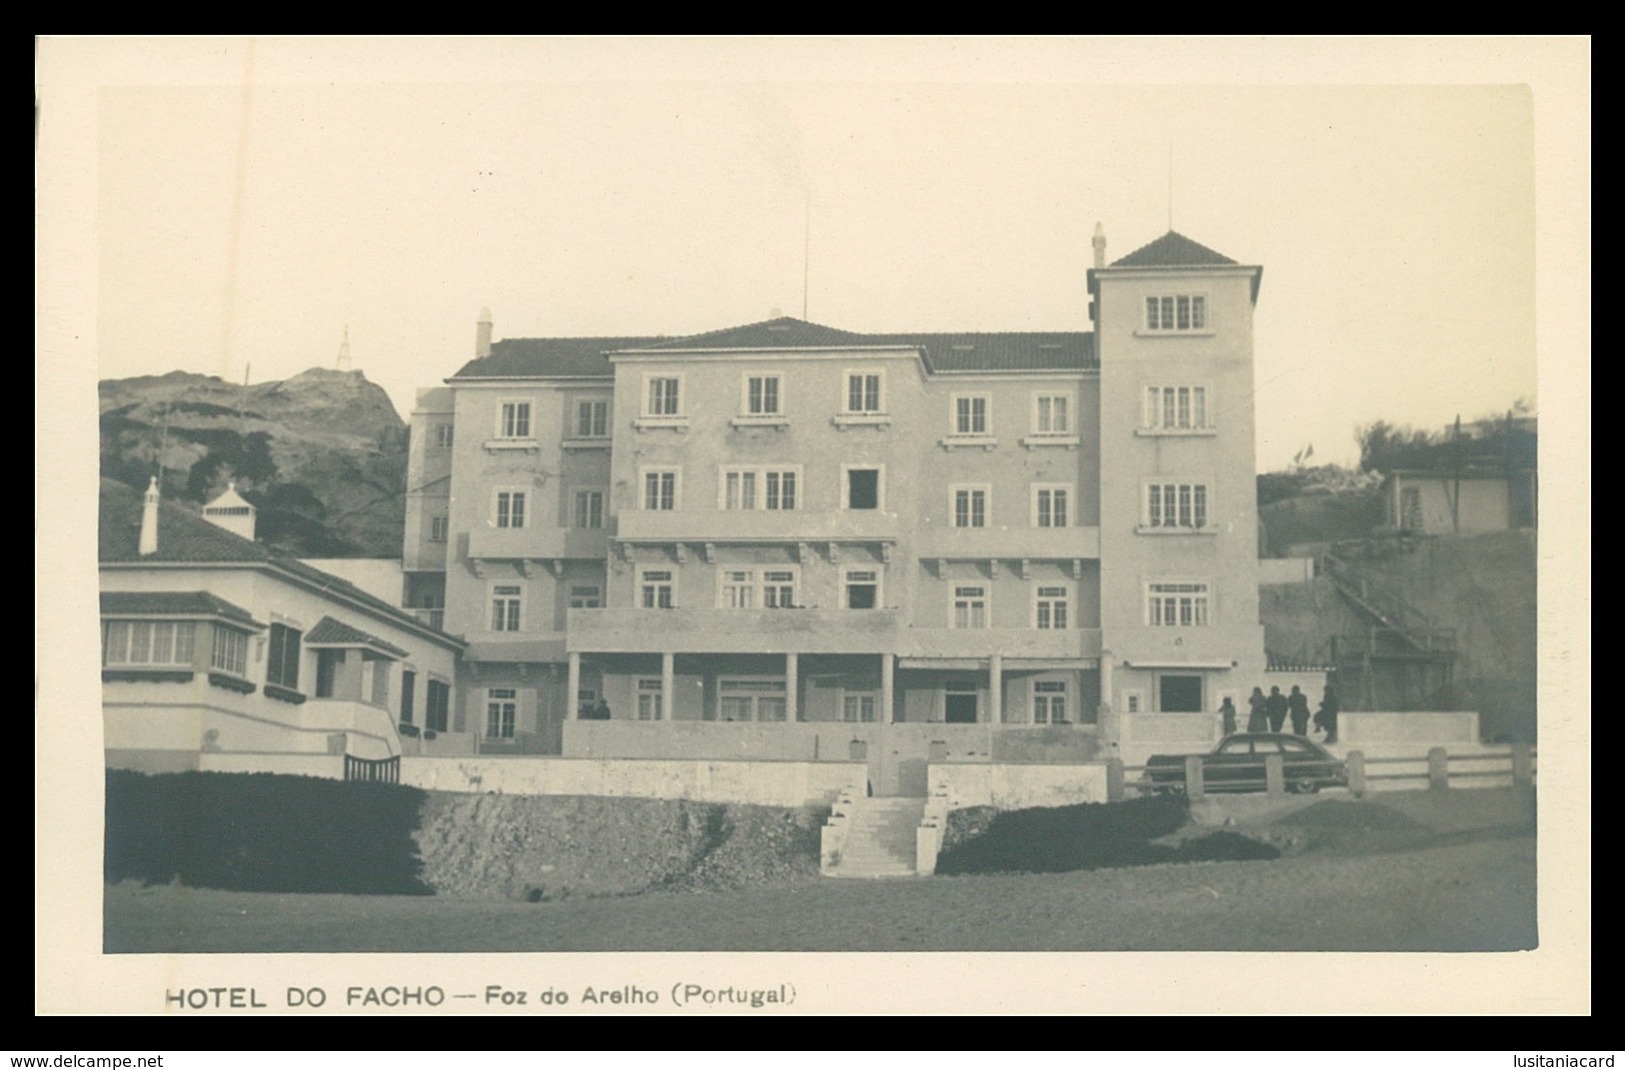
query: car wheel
[{"left": 1291, "top": 778, "right": 1321, "bottom": 795}]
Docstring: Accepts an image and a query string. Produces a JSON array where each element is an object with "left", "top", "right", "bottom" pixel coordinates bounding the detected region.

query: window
[
  {"left": 646, "top": 376, "right": 681, "bottom": 417},
  {"left": 636, "top": 678, "right": 664, "bottom": 721},
  {"left": 1034, "top": 394, "right": 1071, "bottom": 435},
  {"left": 102, "top": 620, "right": 197, "bottom": 667},
  {"left": 210, "top": 626, "right": 248, "bottom": 676},
  {"left": 1033, "top": 680, "right": 1068, "bottom": 724},
  {"left": 721, "top": 467, "right": 798, "bottom": 511},
  {"left": 1145, "top": 482, "right": 1210, "bottom": 530},
  {"left": 1144, "top": 293, "right": 1208, "bottom": 332},
  {"left": 573, "top": 490, "right": 605, "bottom": 529},
  {"left": 495, "top": 490, "right": 527, "bottom": 529},
  {"left": 1034, "top": 485, "right": 1069, "bottom": 528},
  {"left": 844, "top": 569, "right": 880, "bottom": 609},
  {"left": 844, "top": 467, "right": 881, "bottom": 510},
  {"left": 717, "top": 678, "right": 788, "bottom": 722},
  {"left": 490, "top": 584, "right": 523, "bottom": 631},
  {"left": 568, "top": 584, "right": 603, "bottom": 609},
  {"left": 745, "top": 375, "right": 782, "bottom": 416},
  {"left": 1035, "top": 585, "right": 1070, "bottom": 630},
  {"left": 429, "top": 515, "right": 449, "bottom": 543},
  {"left": 719, "top": 568, "right": 798, "bottom": 609},
  {"left": 843, "top": 693, "right": 877, "bottom": 723},
  {"left": 432, "top": 423, "right": 454, "bottom": 449},
  {"left": 1147, "top": 582, "right": 1211, "bottom": 627},
  {"left": 400, "top": 670, "right": 416, "bottom": 725},
  {"left": 953, "top": 585, "right": 988, "bottom": 629},
  {"left": 425, "top": 679, "right": 450, "bottom": 732},
  {"left": 952, "top": 487, "right": 988, "bottom": 529},
  {"left": 266, "top": 623, "right": 302, "bottom": 690},
  {"left": 639, "top": 569, "right": 676, "bottom": 609},
  {"left": 486, "top": 688, "right": 517, "bottom": 738},
  {"left": 720, "top": 569, "right": 755, "bottom": 610},
  {"left": 844, "top": 371, "right": 884, "bottom": 414},
  {"left": 1142, "top": 385, "right": 1212, "bottom": 431},
  {"left": 642, "top": 469, "right": 678, "bottom": 511},
  {"left": 952, "top": 394, "right": 989, "bottom": 436},
  {"left": 315, "top": 649, "right": 344, "bottom": 699},
  {"left": 498, "top": 400, "right": 532, "bottom": 439},
  {"left": 575, "top": 399, "right": 609, "bottom": 439}
]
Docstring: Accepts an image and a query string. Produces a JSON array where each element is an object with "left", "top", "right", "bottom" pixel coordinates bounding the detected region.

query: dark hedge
[
  {"left": 935, "top": 796, "right": 1276, "bottom": 875},
  {"left": 105, "top": 769, "right": 432, "bottom": 894}
]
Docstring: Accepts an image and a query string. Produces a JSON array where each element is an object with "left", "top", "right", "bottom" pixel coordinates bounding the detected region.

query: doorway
[
  {"left": 944, "top": 683, "right": 978, "bottom": 723},
  {"left": 1158, "top": 674, "right": 1204, "bottom": 713}
]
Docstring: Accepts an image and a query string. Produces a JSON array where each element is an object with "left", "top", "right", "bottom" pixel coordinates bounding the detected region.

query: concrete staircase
[{"left": 823, "top": 797, "right": 927, "bottom": 879}]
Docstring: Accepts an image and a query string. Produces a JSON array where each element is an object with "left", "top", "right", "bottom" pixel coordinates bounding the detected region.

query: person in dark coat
[
  {"left": 1219, "top": 696, "right": 1238, "bottom": 737},
  {"left": 1315, "top": 683, "right": 1342, "bottom": 743},
  {"left": 583, "top": 698, "right": 612, "bottom": 720},
  {"left": 1246, "top": 687, "right": 1268, "bottom": 732},
  {"left": 1287, "top": 685, "right": 1311, "bottom": 735},
  {"left": 1265, "top": 686, "right": 1289, "bottom": 733}
]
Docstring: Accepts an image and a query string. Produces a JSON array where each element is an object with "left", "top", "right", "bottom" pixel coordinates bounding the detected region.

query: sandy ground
[{"left": 104, "top": 789, "right": 1535, "bottom": 953}]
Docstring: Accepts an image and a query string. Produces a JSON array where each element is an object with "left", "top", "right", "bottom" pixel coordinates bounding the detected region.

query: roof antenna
[
  {"left": 802, "top": 187, "right": 811, "bottom": 321},
  {"left": 336, "top": 324, "right": 351, "bottom": 371}
]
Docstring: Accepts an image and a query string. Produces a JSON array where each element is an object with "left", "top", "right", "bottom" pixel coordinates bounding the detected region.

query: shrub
[{"left": 105, "top": 769, "right": 432, "bottom": 894}]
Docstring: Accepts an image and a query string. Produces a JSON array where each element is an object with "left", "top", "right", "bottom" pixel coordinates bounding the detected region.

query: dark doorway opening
[
  {"left": 1159, "top": 674, "right": 1203, "bottom": 713},
  {"left": 945, "top": 686, "right": 978, "bottom": 723}
]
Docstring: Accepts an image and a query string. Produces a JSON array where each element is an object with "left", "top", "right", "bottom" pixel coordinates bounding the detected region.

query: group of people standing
[{"left": 1217, "top": 683, "right": 1340, "bottom": 743}]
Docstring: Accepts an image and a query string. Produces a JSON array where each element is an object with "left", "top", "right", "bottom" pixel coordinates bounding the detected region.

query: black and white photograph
[{"left": 37, "top": 36, "right": 1589, "bottom": 1016}]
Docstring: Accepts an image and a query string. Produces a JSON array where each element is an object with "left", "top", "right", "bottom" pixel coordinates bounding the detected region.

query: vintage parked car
[{"left": 1143, "top": 733, "right": 1349, "bottom": 795}]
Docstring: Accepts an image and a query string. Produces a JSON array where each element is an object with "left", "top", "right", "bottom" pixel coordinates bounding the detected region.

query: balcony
[
  {"left": 914, "top": 524, "right": 1101, "bottom": 561},
  {"left": 567, "top": 606, "right": 902, "bottom": 655},
  {"left": 615, "top": 509, "right": 901, "bottom": 545},
  {"left": 467, "top": 525, "right": 609, "bottom": 562},
  {"left": 903, "top": 627, "right": 1103, "bottom": 665}
]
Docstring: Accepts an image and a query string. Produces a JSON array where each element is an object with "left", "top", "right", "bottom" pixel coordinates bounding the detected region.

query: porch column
[
  {"left": 661, "top": 652, "right": 675, "bottom": 722},
  {"left": 988, "top": 653, "right": 1003, "bottom": 724},
  {"left": 785, "top": 652, "right": 799, "bottom": 722},
  {"left": 1101, "top": 649, "right": 1115, "bottom": 710},
  {"left": 566, "top": 652, "right": 581, "bottom": 718},
  {"left": 880, "top": 652, "right": 895, "bottom": 723}
]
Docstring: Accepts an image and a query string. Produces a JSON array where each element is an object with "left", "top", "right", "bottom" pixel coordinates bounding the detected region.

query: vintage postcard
[{"left": 37, "top": 36, "right": 1590, "bottom": 1017}]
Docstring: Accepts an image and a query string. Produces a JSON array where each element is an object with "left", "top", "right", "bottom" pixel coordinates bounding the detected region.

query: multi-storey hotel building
[{"left": 400, "top": 229, "right": 1267, "bottom": 793}]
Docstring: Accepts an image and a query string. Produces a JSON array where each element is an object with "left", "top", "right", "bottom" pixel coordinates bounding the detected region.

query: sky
[{"left": 50, "top": 37, "right": 1580, "bottom": 472}]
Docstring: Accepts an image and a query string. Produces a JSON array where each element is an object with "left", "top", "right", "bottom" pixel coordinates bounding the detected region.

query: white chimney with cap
[
  {"left": 476, "top": 307, "right": 493, "bottom": 358},
  {"left": 139, "top": 477, "right": 160, "bottom": 556},
  {"left": 1092, "top": 222, "right": 1107, "bottom": 269}
]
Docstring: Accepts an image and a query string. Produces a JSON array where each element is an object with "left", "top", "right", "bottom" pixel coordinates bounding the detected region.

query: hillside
[
  {"left": 99, "top": 368, "right": 407, "bottom": 557},
  {"left": 1262, "top": 531, "right": 1537, "bottom": 741}
]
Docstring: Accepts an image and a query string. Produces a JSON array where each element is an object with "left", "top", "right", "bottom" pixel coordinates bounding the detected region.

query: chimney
[
  {"left": 202, "top": 481, "right": 258, "bottom": 541},
  {"left": 139, "top": 477, "right": 160, "bottom": 556},
  {"left": 476, "top": 307, "right": 493, "bottom": 359},
  {"left": 1092, "top": 222, "right": 1107, "bottom": 269}
]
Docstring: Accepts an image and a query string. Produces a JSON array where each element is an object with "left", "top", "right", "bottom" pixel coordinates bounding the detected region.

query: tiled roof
[
  {"left": 100, "top": 481, "right": 268, "bottom": 564},
  {"left": 1111, "top": 231, "right": 1238, "bottom": 268},
  {"left": 306, "top": 615, "right": 409, "bottom": 658},
  {"left": 631, "top": 318, "right": 874, "bottom": 351},
  {"left": 98, "top": 480, "right": 461, "bottom": 650},
  {"left": 451, "top": 336, "right": 660, "bottom": 380},
  {"left": 868, "top": 331, "right": 1094, "bottom": 372},
  {"left": 99, "top": 590, "right": 262, "bottom": 627},
  {"left": 450, "top": 318, "right": 1096, "bottom": 378}
]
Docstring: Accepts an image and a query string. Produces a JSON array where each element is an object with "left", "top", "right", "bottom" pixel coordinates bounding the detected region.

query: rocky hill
[{"left": 99, "top": 368, "right": 407, "bottom": 558}]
